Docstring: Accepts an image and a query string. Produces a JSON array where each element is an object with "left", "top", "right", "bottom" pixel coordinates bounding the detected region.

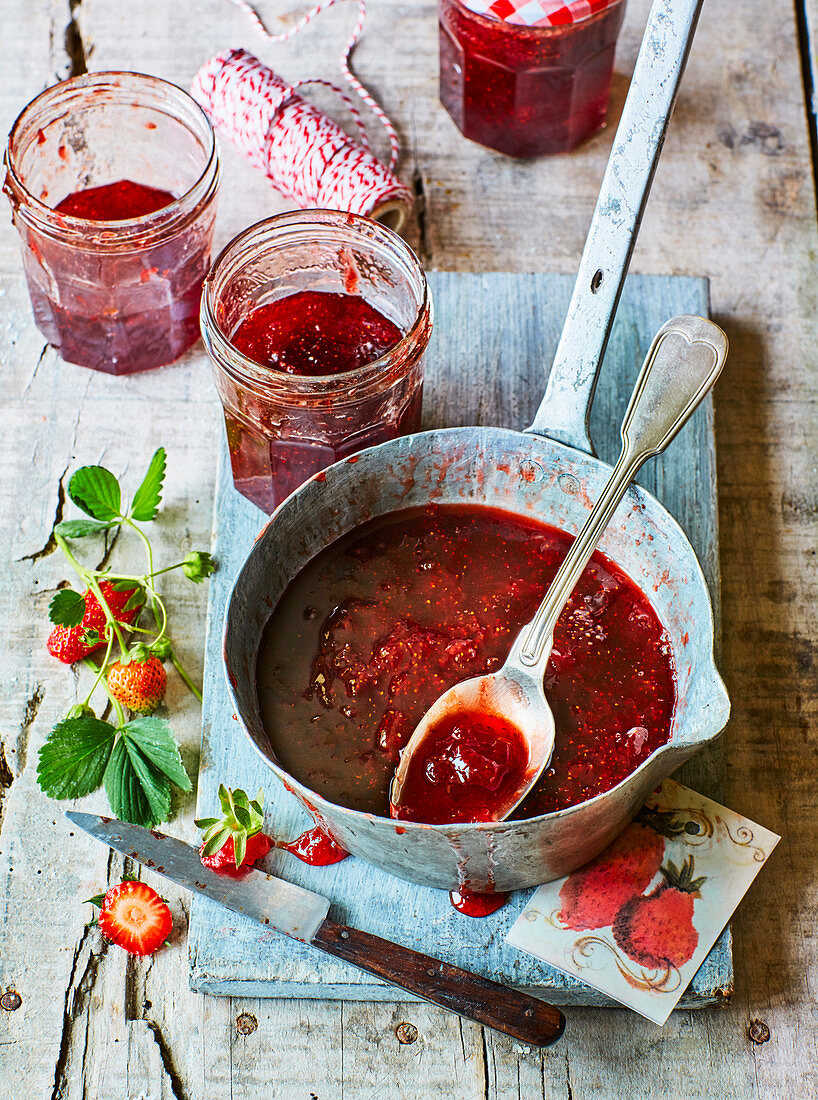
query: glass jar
[
  {"left": 201, "top": 211, "right": 433, "bottom": 514},
  {"left": 4, "top": 72, "right": 219, "bottom": 374},
  {"left": 439, "top": 0, "right": 626, "bottom": 158}
]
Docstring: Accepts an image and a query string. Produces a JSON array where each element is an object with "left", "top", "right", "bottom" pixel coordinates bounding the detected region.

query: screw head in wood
[
  {"left": 236, "top": 1012, "right": 258, "bottom": 1035},
  {"left": 1, "top": 991, "right": 22, "bottom": 1011},
  {"left": 396, "top": 1022, "right": 418, "bottom": 1044}
]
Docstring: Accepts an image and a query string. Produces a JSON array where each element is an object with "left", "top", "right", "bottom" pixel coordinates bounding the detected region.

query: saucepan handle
[
  {"left": 312, "top": 918, "right": 565, "bottom": 1046},
  {"left": 526, "top": 0, "right": 704, "bottom": 455}
]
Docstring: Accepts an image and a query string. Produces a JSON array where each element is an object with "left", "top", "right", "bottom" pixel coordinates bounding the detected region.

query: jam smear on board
[
  {"left": 54, "top": 179, "right": 175, "bottom": 220},
  {"left": 280, "top": 825, "right": 350, "bottom": 866},
  {"left": 230, "top": 290, "right": 402, "bottom": 376},
  {"left": 391, "top": 711, "right": 528, "bottom": 824},
  {"left": 256, "top": 505, "right": 675, "bottom": 821}
]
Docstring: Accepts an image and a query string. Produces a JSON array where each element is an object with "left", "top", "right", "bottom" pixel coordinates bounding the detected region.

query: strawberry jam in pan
[{"left": 256, "top": 504, "right": 676, "bottom": 822}]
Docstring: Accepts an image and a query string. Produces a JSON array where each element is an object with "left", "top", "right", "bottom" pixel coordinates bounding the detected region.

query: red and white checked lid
[{"left": 460, "top": 0, "right": 619, "bottom": 28}]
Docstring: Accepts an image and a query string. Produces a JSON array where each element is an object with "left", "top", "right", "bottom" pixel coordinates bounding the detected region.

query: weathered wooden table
[{"left": 2, "top": 0, "right": 817, "bottom": 1096}]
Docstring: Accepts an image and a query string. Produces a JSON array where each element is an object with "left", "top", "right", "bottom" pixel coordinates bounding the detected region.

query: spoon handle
[{"left": 515, "top": 315, "right": 728, "bottom": 669}]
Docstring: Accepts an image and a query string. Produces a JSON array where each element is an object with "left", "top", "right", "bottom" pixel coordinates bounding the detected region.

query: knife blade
[{"left": 68, "top": 811, "right": 565, "bottom": 1047}]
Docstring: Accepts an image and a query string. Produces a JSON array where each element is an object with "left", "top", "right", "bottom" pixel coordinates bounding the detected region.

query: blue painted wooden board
[{"left": 188, "top": 272, "right": 733, "bottom": 1006}]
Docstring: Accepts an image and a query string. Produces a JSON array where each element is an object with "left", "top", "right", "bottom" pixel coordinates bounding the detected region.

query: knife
[{"left": 67, "top": 811, "right": 565, "bottom": 1046}]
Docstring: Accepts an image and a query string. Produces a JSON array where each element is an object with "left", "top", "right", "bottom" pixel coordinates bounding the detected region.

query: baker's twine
[{"left": 191, "top": 1, "right": 412, "bottom": 225}]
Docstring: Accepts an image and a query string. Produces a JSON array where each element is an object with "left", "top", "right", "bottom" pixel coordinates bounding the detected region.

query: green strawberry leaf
[
  {"left": 122, "top": 717, "right": 192, "bottom": 792},
  {"left": 84, "top": 893, "right": 106, "bottom": 908},
  {"left": 233, "top": 829, "right": 246, "bottom": 869},
  {"left": 37, "top": 717, "right": 117, "bottom": 800},
  {"left": 54, "top": 518, "right": 117, "bottom": 538},
  {"left": 49, "top": 588, "right": 86, "bottom": 627},
  {"left": 121, "top": 587, "right": 146, "bottom": 615},
  {"left": 193, "top": 816, "right": 219, "bottom": 830},
  {"left": 68, "top": 465, "right": 123, "bottom": 522},
  {"left": 201, "top": 824, "right": 232, "bottom": 857},
  {"left": 104, "top": 738, "right": 170, "bottom": 828},
  {"left": 130, "top": 447, "right": 167, "bottom": 522},
  {"left": 182, "top": 551, "right": 216, "bottom": 583}
]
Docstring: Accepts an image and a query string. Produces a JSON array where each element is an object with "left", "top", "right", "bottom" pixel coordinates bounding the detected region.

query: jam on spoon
[{"left": 390, "top": 711, "right": 528, "bottom": 825}]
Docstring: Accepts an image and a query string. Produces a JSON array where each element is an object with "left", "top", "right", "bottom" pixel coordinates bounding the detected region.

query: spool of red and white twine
[{"left": 191, "top": 0, "right": 413, "bottom": 230}]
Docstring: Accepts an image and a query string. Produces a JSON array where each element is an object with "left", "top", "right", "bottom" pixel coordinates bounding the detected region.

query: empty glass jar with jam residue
[
  {"left": 201, "top": 211, "right": 433, "bottom": 514},
  {"left": 439, "top": 0, "right": 627, "bottom": 158},
  {"left": 4, "top": 72, "right": 219, "bottom": 374}
]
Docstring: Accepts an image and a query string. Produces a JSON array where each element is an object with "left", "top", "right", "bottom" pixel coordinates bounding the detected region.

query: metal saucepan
[{"left": 224, "top": 0, "right": 727, "bottom": 892}]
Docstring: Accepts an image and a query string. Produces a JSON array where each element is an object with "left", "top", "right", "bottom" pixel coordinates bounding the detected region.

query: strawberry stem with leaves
[{"left": 37, "top": 447, "right": 215, "bottom": 828}]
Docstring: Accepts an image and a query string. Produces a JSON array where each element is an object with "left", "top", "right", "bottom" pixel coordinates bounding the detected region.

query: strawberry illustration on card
[{"left": 506, "top": 780, "right": 779, "bottom": 1024}]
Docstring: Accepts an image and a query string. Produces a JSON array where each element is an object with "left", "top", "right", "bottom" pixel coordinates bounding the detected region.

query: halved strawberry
[{"left": 97, "top": 880, "right": 172, "bottom": 956}]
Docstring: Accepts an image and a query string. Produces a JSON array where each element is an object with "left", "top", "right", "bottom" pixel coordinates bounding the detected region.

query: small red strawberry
[
  {"left": 612, "top": 856, "right": 705, "bottom": 970},
  {"left": 96, "top": 880, "right": 172, "bottom": 956},
  {"left": 557, "top": 822, "right": 666, "bottom": 930},
  {"left": 47, "top": 624, "right": 105, "bottom": 664},
  {"left": 92, "top": 580, "right": 143, "bottom": 627},
  {"left": 196, "top": 785, "right": 273, "bottom": 877},
  {"left": 107, "top": 653, "right": 167, "bottom": 714},
  {"left": 47, "top": 580, "right": 143, "bottom": 664}
]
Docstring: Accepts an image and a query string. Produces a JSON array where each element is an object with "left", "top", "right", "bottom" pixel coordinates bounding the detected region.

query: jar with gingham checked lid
[{"left": 439, "top": 0, "right": 626, "bottom": 157}]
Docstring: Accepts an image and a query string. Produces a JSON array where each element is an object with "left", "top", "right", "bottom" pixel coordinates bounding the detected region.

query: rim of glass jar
[
  {"left": 445, "top": 0, "right": 625, "bottom": 36},
  {"left": 201, "top": 210, "right": 432, "bottom": 399},
  {"left": 3, "top": 71, "right": 219, "bottom": 248}
]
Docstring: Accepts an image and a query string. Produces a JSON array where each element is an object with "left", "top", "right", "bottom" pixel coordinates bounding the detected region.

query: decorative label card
[{"left": 506, "top": 779, "right": 779, "bottom": 1024}]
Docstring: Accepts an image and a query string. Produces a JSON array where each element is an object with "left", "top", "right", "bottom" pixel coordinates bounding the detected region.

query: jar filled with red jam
[
  {"left": 439, "top": 0, "right": 626, "bottom": 158},
  {"left": 201, "top": 211, "right": 432, "bottom": 513},
  {"left": 4, "top": 72, "right": 219, "bottom": 374}
]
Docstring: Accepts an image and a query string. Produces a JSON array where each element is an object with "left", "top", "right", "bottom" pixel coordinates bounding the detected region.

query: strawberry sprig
[{"left": 37, "top": 448, "right": 215, "bottom": 828}]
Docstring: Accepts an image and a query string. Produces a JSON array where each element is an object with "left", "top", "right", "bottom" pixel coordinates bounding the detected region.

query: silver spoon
[{"left": 390, "top": 315, "right": 729, "bottom": 823}]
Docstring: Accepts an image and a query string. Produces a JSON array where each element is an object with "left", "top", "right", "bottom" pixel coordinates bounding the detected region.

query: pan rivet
[
  {"left": 340, "top": 930, "right": 350, "bottom": 939},
  {"left": 426, "top": 968, "right": 436, "bottom": 977},
  {"left": 590, "top": 269, "right": 604, "bottom": 293},
  {"left": 524, "top": 1008, "right": 534, "bottom": 1017},
  {"left": 396, "top": 1022, "right": 418, "bottom": 1044}
]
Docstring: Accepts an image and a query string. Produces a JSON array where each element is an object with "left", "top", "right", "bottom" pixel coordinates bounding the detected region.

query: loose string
[{"left": 224, "top": 0, "right": 401, "bottom": 171}]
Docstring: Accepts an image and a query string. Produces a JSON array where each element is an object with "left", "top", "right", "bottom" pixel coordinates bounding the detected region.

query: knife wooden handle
[{"left": 311, "top": 918, "right": 565, "bottom": 1046}]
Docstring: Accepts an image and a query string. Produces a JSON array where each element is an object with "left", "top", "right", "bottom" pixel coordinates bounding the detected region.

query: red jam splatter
[
  {"left": 392, "top": 712, "right": 528, "bottom": 824},
  {"left": 230, "top": 291, "right": 402, "bottom": 376},
  {"left": 281, "top": 826, "right": 350, "bottom": 866},
  {"left": 449, "top": 889, "right": 509, "bottom": 917},
  {"left": 256, "top": 505, "right": 675, "bottom": 819},
  {"left": 438, "top": 0, "right": 625, "bottom": 157},
  {"left": 54, "top": 179, "right": 175, "bottom": 220}
]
